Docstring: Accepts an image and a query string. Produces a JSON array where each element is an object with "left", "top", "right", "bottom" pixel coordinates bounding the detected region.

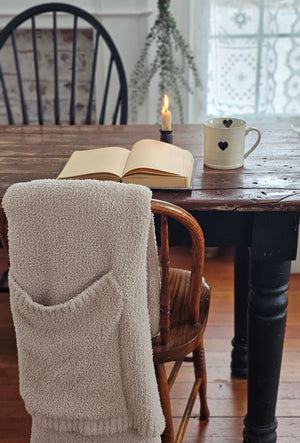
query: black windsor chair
[
  {"left": 0, "top": 3, "right": 128, "bottom": 290},
  {"left": 0, "top": 2, "right": 128, "bottom": 125}
]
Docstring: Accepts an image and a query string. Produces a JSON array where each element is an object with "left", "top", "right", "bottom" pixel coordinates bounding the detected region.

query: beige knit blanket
[{"left": 3, "top": 179, "right": 164, "bottom": 441}]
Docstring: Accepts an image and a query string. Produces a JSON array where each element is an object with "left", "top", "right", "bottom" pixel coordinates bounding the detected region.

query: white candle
[{"left": 161, "top": 95, "right": 172, "bottom": 131}]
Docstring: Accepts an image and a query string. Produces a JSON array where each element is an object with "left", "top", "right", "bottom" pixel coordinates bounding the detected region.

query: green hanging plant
[{"left": 129, "top": 0, "right": 201, "bottom": 123}]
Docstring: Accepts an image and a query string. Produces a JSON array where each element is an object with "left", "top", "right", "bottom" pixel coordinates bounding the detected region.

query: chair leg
[
  {"left": 155, "top": 363, "right": 174, "bottom": 443},
  {"left": 0, "top": 269, "right": 8, "bottom": 293},
  {"left": 193, "top": 341, "right": 210, "bottom": 420}
]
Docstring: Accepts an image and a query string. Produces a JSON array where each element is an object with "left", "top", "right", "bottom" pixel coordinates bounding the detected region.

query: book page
[
  {"left": 123, "top": 139, "right": 192, "bottom": 178},
  {"left": 122, "top": 173, "right": 188, "bottom": 187},
  {"left": 183, "top": 149, "right": 195, "bottom": 187},
  {"left": 57, "top": 147, "right": 130, "bottom": 180}
]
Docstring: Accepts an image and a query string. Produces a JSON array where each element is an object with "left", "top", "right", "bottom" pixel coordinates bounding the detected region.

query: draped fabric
[{"left": 3, "top": 179, "right": 164, "bottom": 442}]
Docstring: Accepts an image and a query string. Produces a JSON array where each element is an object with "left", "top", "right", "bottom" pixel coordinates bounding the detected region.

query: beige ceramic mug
[{"left": 204, "top": 118, "right": 261, "bottom": 169}]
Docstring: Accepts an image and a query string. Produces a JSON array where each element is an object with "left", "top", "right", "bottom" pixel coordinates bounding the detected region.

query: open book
[{"left": 57, "top": 139, "right": 194, "bottom": 188}]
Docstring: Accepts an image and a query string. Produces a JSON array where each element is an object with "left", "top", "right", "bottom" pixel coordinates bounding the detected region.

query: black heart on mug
[
  {"left": 223, "top": 119, "right": 233, "bottom": 128},
  {"left": 218, "top": 141, "right": 228, "bottom": 151}
]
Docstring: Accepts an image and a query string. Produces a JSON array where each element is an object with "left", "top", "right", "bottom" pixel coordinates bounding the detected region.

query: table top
[{"left": 1, "top": 123, "right": 300, "bottom": 212}]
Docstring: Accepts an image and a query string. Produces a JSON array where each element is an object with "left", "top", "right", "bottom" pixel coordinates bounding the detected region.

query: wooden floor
[{"left": 0, "top": 247, "right": 300, "bottom": 442}]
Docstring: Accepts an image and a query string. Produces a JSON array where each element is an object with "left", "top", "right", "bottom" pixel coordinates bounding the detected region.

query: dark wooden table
[{"left": 1, "top": 123, "right": 300, "bottom": 443}]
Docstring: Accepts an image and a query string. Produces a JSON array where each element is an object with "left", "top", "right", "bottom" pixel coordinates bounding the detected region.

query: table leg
[
  {"left": 243, "top": 258, "right": 290, "bottom": 443},
  {"left": 231, "top": 246, "right": 249, "bottom": 378}
]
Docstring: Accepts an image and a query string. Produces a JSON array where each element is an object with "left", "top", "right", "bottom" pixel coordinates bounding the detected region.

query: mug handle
[{"left": 244, "top": 128, "right": 261, "bottom": 159}]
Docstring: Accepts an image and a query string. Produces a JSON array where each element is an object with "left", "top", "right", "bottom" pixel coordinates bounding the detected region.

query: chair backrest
[
  {"left": 0, "top": 198, "right": 205, "bottom": 343},
  {"left": 151, "top": 199, "right": 205, "bottom": 345},
  {"left": 0, "top": 3, "right": 128, "bottom": 125}
]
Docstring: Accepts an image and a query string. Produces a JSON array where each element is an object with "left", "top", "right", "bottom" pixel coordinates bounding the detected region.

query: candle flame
[{"left": 163, "top": 94, "right": 169, "bottom": 112}]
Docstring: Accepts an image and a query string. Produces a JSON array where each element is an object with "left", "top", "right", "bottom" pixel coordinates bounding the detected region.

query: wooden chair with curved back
[
  {"left": 0, "top": 198, "right": 210, "bottom": 443},
  {"left": 0, "top": 2, "right": 128, "bottom": 125},
  {"left": 151, "top": 199, "right": 210, "bottom": 443}
]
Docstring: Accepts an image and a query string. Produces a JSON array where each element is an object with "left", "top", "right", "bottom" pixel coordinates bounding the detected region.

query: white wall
[{"left": 99, "top": 0, "right": 153, "bottom": 123}]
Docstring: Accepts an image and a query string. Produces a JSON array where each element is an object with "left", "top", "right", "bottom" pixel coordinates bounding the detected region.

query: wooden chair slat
[{"left": 160, "top": 213, "right": 171, "bottom": 345}]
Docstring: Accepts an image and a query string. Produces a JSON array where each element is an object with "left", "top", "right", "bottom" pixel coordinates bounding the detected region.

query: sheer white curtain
[{"left": 188, "top": 0, "right": 300, "bottom": 127}]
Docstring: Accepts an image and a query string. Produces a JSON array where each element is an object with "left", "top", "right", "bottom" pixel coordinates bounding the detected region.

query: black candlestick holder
[{"left": 160, "top": 129, "right": 173, "bottom": 144}]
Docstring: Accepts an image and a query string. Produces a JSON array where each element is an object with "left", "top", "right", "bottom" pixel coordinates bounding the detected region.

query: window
[{"left": 206, "top": 0, "right": 300, "bottom": 125}]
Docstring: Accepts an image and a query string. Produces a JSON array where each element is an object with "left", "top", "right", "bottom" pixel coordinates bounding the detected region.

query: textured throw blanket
[{"left": 3, "top": 179, "right": 164, "bottom": 442}]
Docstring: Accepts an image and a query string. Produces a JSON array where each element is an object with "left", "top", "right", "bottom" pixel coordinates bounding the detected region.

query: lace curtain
[{"left": 204, "top": 0, "right": 300, "bottom": 126}]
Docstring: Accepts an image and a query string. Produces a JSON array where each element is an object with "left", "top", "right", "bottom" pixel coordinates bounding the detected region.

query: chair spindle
[
  {"left": 0, "top": 65, "right": 14, "bottom": 124},
  {"left": 53, "top": 11, "right": 60, "bottom": 124},
  {"left": 160, "top": 214, "right": 171, "bottom": 345},
  {"left": 70, "top": 15, "right": 78, "bottom": 125},
  {"left": 11, "top": 31, "right": 28, "bottom": 124},
  {"left": 99, "top": 54, "right": 113, "bottom": 124},
  {"left": 31, "top": 17, "right": 44, "bottom": 125},
  {"left": 112, "top": 89, "right": 121, "bottom": 125},
  {"left": 85, "top": 31, "right": 100, "bottom": 124}
]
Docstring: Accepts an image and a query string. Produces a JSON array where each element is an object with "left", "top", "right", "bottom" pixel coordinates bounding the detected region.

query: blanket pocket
[
  {"left": 9, "top": 271, "right": 124, "bottom": 326},
  {"left": 9, "top": 271, "right": 131, "bottom": 435}
]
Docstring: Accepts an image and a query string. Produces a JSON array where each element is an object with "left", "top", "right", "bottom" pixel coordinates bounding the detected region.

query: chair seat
[{"left": 152, "top": 268, "right": 210, "bottom": 364}]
